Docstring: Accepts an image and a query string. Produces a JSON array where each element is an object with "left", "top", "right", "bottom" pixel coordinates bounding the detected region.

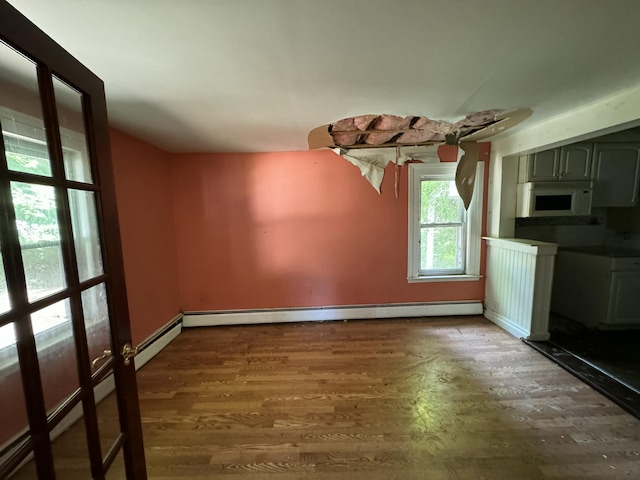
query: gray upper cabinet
[
  {"left": 518, "top": 149, "right": 559, "bottom": 182},
  {"left": 560, "top": 144, "right": 593, "bottom": 181},
  {"left": 518, "top": 144, "right": 592, "bottom": 182},
  {"left": 591, "top": 143, "right": 640, "bottom": 207}
]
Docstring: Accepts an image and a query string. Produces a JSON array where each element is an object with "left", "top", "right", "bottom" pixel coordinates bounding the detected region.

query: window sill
[{"left": 407, "top": 274, "right": 482, "bottom": 283}]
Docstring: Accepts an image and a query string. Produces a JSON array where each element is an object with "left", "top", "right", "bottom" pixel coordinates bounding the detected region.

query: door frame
[{"left": 0, "top": 1, "right": 146, "bottom": 478}]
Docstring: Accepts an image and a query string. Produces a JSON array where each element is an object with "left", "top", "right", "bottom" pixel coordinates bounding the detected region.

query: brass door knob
[{"left": 91, "top": 349, "right": 112, "bottom": 369}]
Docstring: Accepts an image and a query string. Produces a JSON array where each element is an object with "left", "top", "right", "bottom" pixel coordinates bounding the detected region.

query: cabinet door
[
  {"left": 560, "top": 144, "right": 592, "bottom": 181},
  {"left": 592, "top": 144, "right": 640, "bottom": 207},
  {"left": 528, "top": 149, "right": 560, "bottom": 181},
  {"left": 607, "top": 270, "right": 640, "bottom": 326}
]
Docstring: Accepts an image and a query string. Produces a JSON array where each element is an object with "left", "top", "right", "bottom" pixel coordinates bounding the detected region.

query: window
[{"left": 407, "top": 161, "right": 483, "bottom": 282}]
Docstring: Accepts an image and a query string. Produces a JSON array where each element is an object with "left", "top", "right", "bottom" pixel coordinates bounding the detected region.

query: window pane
[
  {"left": 0, "top": 323, "right": 28, "bottom": 451},
  {"left": 31, "top": 300, "right": 79, "bottom": 415},
  {"left": 0, "top": 41, "right": 52, "bottom": 177},
  {"left": 53, "top": 76, "right": 93, "bottom": 184},
  {"left": 97, "top": 390, "right": 122, "bottom": 474},
  {"left": 82, "top": 283, "right": 111, "bottom": 372},
  {"left": 0, "top": 250, "right": 10, "bottom": 315},
  {"left": 51, "top": 412, "right": 92, "bottom": 479},
  {"left": 0, "top": 317, "right": 16, "bottom": 350},
  {"left": 69, "top": 190, "right": 104, "bottom": 282},
  {"left": 11, "top": 182, "right": 66, "bottom": 302},
  {"left": 420, "top": 226, "right": 464, "bottom": 271},
  {"left": 420, "top": 179, "right": 463, "bottom": 224},
  {"left": 104, "top": 440, "right": 125, "bottom": 479},
  {"left": 3, "top": 134, "right": 52, "bottom": 177}
]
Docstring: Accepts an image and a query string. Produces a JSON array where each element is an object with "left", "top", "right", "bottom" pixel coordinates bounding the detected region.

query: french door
[{"left": 0, "top": 2, "right": 146, "bottom": 479}]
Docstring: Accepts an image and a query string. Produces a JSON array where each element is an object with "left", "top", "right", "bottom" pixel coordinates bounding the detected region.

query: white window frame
[{"left": 407, "top": 161, "right": 483, "bottom": 282}]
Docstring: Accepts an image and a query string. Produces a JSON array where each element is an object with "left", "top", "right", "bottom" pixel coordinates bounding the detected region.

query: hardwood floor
[{"left": 12, "top": 316, "right": 640, "bottom": 479}]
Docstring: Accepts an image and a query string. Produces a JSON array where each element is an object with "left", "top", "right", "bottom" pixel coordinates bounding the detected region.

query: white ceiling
[{"left": 7, "top": 0, "right": 640, "bottom": 153}]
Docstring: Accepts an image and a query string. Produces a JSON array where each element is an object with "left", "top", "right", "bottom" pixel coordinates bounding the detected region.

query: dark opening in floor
[{"left": 524, "top": 315, "right": 640, "bottom": 419}]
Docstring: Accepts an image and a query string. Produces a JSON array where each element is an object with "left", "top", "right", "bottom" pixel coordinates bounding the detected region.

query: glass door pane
[
  {"left": 0, "top": 323, "right": 28, "bottom": 454},
  {"left": 10, "top": 181, "right": 66, "bottom": 302},
  {"left": 69, "top": 189, "right": 104, "bottom": 282},
  {"left": 0, "top": 42, "right": 51, "bottom": 179},
  {"left": 30, "top": 300, "right": 79, "bottom": 415},
  {"left": 0, "top": 249, "right": 11, "bottom": 314},
  {"left": 82, "top": 282, "right": 112, "bottom": 373},
  {"left": 52, "top": 76, "right": 93, "bottom": 184}
]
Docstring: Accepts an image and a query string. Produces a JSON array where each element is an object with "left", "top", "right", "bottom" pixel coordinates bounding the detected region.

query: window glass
[
  {"left": 0, "top": 323, "right": 28, "bottom": 461},
  {"left": 420, "top": 225, "right": 464, "bottom": 272},
  {"left": 0, "top": 249, "right": 10, "bottom": 315},
  {"left": 420, "top": 180, "right": 463, "bottom": 224},
  {"left": 419, "top": 177, "right": 465, "bottom": 274},
  {"left": 51, "top": 414, "right": 92, "bottom": 478},
  {"left": 0, "top": 41, "right": 51, "bottom": 178},
  {"left": 82, "top": 283, "right": 111, "bottom": 372},
  {"left": 53, "top": 76, "right": 93, "bottom": 184},
  {"left": 4, "top": 134, "right": 52, "bottom": 177},
  {"left": 96, "top": 390, "right": 122, "bottom": 471},
  {"left": 69, "top": 189, "right": 103, "bottom": 282},
  {"left": 31, "top": 300, "right": 78, "bottom": 415},
  {"left": 11, "top": 181, "right": 66, "bottom": 302},
  {"left": 0, "top": 321, "right": 15, "bottom": 353}
]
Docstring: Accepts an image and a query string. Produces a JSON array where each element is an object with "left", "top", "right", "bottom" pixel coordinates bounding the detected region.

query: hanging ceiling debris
[
  {"left": 331, "top": 144, "right": 442, "bottom": 195},
  {"left": 308, "top": 108, "right": 532, "bottom": 150},
  {"left": 328, "top": 110, "right": 499, "bottom": 147},
  {"left": 308, "top": 109, "right": 532, "bottom": 207}
]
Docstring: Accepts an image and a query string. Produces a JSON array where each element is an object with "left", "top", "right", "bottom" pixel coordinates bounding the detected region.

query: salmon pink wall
[
  {"left": 110, "top": 129, "right": 182, "bottom": 344},
  {"left": 170, "top": 144, "right": 490, "bottom": 311}
]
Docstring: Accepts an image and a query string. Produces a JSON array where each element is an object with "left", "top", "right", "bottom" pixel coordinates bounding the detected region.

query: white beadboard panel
[
  {"left": 484, "top": 238, "right": 557, "bottom": 341},
  {"left": 182, "top": 302, "right": 483, "bottom": 327}
]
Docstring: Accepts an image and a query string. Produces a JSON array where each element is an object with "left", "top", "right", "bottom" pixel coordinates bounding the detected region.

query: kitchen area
[{"left": 506, "top": 127, "right": 640, "bottom": 414}]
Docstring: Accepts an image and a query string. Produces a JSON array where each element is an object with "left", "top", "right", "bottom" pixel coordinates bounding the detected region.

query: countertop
[
  {"left": 560, "top": 245, "right": 640, "bottom": 258},
  {"left": 483, "top": 237, "right": 558, "bottom": 255}
]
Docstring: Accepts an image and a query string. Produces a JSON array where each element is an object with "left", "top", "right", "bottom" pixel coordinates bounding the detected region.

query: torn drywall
[{"left": 332, "top": 145, "right": 440, "bottom": 194}]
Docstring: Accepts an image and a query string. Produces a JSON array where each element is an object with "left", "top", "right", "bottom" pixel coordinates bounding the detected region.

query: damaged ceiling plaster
[
  {"left": 327, "top": 110, "right": 501, "bottom": 148},
  {"left": 308, "top": 109, "right": 532, "bottom": 207}
]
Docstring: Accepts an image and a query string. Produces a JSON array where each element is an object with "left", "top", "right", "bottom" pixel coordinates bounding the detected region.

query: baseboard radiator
[
  {"left": 183, "top": 301, "right": 483, "bottom": 327},
  {"left": 483, "top": 237, "right": 557, "bottom": 341}
]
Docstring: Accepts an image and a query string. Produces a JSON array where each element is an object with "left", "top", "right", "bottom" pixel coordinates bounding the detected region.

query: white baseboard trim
[
  {"left": 483, "top": 308, "right": 551, "bottom": 341},
  {"left": 183, "top": 301, "right": 483, "bottom": 327},
  {"left": 134, "top": 316, "right": 182, "bottom": 370},
  {"left": 484, "top": 308, "right": 528, "bottom": 339}
]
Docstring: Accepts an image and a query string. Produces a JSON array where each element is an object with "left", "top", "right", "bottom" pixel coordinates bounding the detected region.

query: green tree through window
[{"left": 419, "top": 178, "right": 465, "bottom": 273}]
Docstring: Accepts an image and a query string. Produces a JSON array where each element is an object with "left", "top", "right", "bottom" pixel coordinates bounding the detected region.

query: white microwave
[{"left": 516, "top": 181, "right": 593, "bottom": 217}]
